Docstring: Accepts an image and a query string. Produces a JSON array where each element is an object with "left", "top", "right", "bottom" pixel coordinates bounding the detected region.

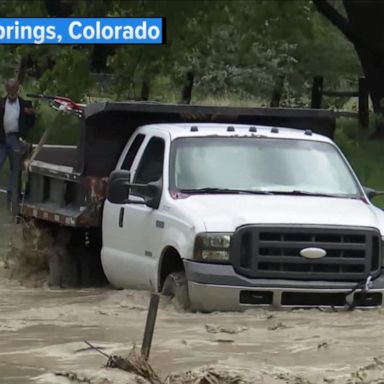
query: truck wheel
[
  {"left": 49, "top": 228, "right": 79, "bottom": 288},
  {"left": 162, "top": 271, "right": 190, "bottom": 311}
]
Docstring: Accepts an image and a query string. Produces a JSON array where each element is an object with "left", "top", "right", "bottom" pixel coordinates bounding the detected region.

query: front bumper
[{"left": 184, "top": 261, "right": 384, "bottom": 312}]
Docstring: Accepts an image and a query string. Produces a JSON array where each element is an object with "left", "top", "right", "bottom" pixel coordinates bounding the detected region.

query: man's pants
[{"left": 0, "top": 133, "right": 20, "bottom": 201}]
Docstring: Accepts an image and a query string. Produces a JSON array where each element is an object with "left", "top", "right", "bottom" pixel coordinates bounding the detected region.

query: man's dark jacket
[{"left": 0, "top": 97, "right": 35, "bottom": 143}]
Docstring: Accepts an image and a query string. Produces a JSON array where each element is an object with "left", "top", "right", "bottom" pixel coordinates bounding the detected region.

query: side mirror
[
  {"left": 130, "top": 178, "right": 163, "bottom": 209},
  {"left": 107, "top": 170, "right": 131, "bottom": 204},
  {"left": 107, "top": 170, "right": 163, "bottom": 209},
  {"left": 363, "top": 186, "right": 384, "bottom": 200}
]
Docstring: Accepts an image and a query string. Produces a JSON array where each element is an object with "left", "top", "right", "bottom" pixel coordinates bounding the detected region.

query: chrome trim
[
  {"left": 300, "top": 247, "right": 327, "bottom": 259},
  {"left": 188, "top": 281, "right": 384, "bottom": 312}
]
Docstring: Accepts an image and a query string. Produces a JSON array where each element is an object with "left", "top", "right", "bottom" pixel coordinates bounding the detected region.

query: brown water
[{"left": 2, "top": 198, "right": 384, "bottom": 383}]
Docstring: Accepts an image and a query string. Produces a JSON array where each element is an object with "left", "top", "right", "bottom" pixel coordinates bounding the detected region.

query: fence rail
[{"left": 311, "top": 76, "right": 369, "bottom": 129}]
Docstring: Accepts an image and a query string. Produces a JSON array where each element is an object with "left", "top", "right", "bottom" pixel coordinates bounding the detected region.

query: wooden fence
[{"left": 311, "top": 75, "right": 369, "bottom": 129}]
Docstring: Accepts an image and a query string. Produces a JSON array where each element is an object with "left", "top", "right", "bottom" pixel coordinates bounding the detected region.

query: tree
[
  {"left": 313, "top": 0, "right": 384, "bottom": 136},
  {"left": 108, "top": 0, "right": 215, "bottom": 100},
  {"left": 169, "top": 1, "right": 302, "bottom": 101},
  {"left": 0, "top": 0, "right": 362, "bottom": 107}
]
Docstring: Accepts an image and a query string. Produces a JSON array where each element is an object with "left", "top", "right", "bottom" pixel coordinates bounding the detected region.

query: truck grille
[{"left": 230, "top": 226, "right": 381, "bottom": 281}]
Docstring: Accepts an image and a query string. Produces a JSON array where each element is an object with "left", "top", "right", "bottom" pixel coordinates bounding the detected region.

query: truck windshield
[{"left": 170, "top": 137, "right": 361, "bottom": 197}]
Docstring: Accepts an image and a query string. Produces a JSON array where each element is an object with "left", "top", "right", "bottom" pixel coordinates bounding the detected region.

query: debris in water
[
  {"left": 317, "top": 341, "right": 329, "bottom": 350},
  {"left": 54, "top": 371, "right": 93, "bottom": 383},
  {"left": 83, "top": 340, "right": 110, "bottom": 358},
  {"left": 52, "top": 365, "right": 260, "bottom": 384},
  {"left": 268, "top": 322, "right": 288, "bottom": 331},
  {"left": 76, "top": 341, "right": 108, "bottom": 354},
  {"left": 53, "top": 369, "right": 149, "bottom": 383},
  {"left": 164, "top": 366, "right": 254, "bottom": 384},
  {"left": 274, "top": 372, "right": 313, "bottom": 384},
  {"left": 119, "top": 304, "right": 147, "bottom": 311},
  {"left": 105, "top": 347, "right": 161, "bottom": 384},
  {"left": 80, "top": 341, "right": 161, "bottom": 384},
  {"left": 346, "top": 356, "right": 384, "bottom": 383},
  {"left": 205, "top": 324, "right": 248, "bottom": 334},
  {"left": 97, "top": 310, "right": 108, "bottom": 316}
]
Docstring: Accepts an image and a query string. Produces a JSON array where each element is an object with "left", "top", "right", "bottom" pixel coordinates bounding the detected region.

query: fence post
[
  {"left": 180, "top": 71, "right": 194, "bottom": 104},
  {"left": 141, "top": 293, "right": 160, "bottom": 361},
  {"left": 311, "top": 76, "right": 323, "bottom": 109},
  {"left": 270, "top": 75, "right": 284, "bottom": 108},
  {"left": 358, "top": 77, "right": 369, "bottom": 129}
]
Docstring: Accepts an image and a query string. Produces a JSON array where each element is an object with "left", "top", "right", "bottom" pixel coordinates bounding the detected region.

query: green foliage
[
  {"left": 37, "top": 47, "right": 94, "bottom": 101},
  {"left": 28, "top": 103, "right": 80, "bottom": 145},
  {"left": 335, "top": 118, "right": 384, "bottom": 208},
  {"left": 0, "top": 0, "right": 361, "bottom": 105}
]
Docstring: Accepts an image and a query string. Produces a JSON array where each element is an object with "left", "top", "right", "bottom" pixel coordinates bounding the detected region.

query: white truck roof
[{"left": 138, "top": 123, "right": 333, "bottom": 143}]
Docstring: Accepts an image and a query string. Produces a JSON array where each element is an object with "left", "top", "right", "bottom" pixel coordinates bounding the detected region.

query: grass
[{"left": 335, "top": 117, "right": 384, "bottom": 208}]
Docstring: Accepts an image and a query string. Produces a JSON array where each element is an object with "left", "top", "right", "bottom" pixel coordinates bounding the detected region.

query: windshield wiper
[
  {"left": 266, "top": 190, "right": 353, "bottom": 198},
  {"left": 179, "top": 187, "right": 273, "bottom": 195},
  {"left": 179, "top": 188, "right": 357, "bottom": 198}
]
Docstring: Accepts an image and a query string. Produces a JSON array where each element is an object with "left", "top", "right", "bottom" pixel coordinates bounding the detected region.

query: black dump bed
[
  {"left": 19, "top": 102, "right": 336, "bottom": 228},
  {"left": 79, "top": 102, "right": 336, "bottom": 178}
]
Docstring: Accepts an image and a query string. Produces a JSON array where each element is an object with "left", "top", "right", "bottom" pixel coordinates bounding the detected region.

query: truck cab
[{"left": 102, "top": 122, "right": 384, "bottom": 311}]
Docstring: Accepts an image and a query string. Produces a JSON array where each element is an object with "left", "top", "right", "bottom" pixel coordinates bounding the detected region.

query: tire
[
  {"left": 49, "top": 228, "right": 79, "bottom": 288},
  {"left": 162, "top": 271, "right": 190, "bottom": 310}
]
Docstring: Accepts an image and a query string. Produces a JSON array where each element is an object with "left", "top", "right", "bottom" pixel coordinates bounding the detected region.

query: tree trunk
[
  {"left": 313, "top": 0, "right": 384, "bottom": 136},
  {"left": 343, "top": 0, "right": 384, "bottom": 136},
  {"left": 270, "top": 75, "right": 284, "bottom": 108},
  {"left": 180, "top": 71, "right": 194, "bottom": 104},
  {"left": 140, "top": 79, "right": 150, "bottom": 101},
  {"left": 353, "top": 46, "right": 384, "bottom": 136},
  {"left": 140, "top": 67, "right": 151, "bottom": 101},
  {"left": 15, "top": 56, "right": 28, "bottom": 84}
]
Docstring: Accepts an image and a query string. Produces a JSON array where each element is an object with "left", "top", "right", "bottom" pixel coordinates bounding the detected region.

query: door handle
[{"left": 119, "top": 207, "right": 125, "bottom": 228}]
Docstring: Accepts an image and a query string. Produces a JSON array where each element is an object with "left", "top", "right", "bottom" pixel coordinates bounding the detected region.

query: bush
[{"left": 335, "top": 118, "right": 384, "bottom": 208}]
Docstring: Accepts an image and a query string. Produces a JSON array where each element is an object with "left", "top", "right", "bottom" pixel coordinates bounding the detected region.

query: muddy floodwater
[{"left": 2, "top": 201, "right": 384, "bottom": 383}]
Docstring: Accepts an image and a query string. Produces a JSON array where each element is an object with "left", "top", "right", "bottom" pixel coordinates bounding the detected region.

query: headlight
[{"left": 193, "top": 233, "right": 232, "bottom": 263}]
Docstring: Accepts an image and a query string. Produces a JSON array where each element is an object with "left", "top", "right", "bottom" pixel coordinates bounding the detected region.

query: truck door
[
  {"left": 102, "top": 133, "right": 167, "bottom": 290},
  {"left": 101, "top": 133, "right": 146, "bottom": 288}
]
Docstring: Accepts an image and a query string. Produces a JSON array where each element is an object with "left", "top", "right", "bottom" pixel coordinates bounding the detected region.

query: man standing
[{"left": 0, "top": 79, "right": 35, "bottom": 204}]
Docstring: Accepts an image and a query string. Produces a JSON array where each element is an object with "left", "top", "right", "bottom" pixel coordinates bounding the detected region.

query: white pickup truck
[
  {"left": 16, "top": 102, "right": 383, "bottom": 311},
  {"left": 102, "top": 122, "right": 384, "bottom": 311}
]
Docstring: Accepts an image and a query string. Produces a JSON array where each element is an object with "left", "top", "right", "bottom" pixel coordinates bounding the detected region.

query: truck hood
[{"left": 175, "top": 195, "right": 384, "bottom": 234}]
